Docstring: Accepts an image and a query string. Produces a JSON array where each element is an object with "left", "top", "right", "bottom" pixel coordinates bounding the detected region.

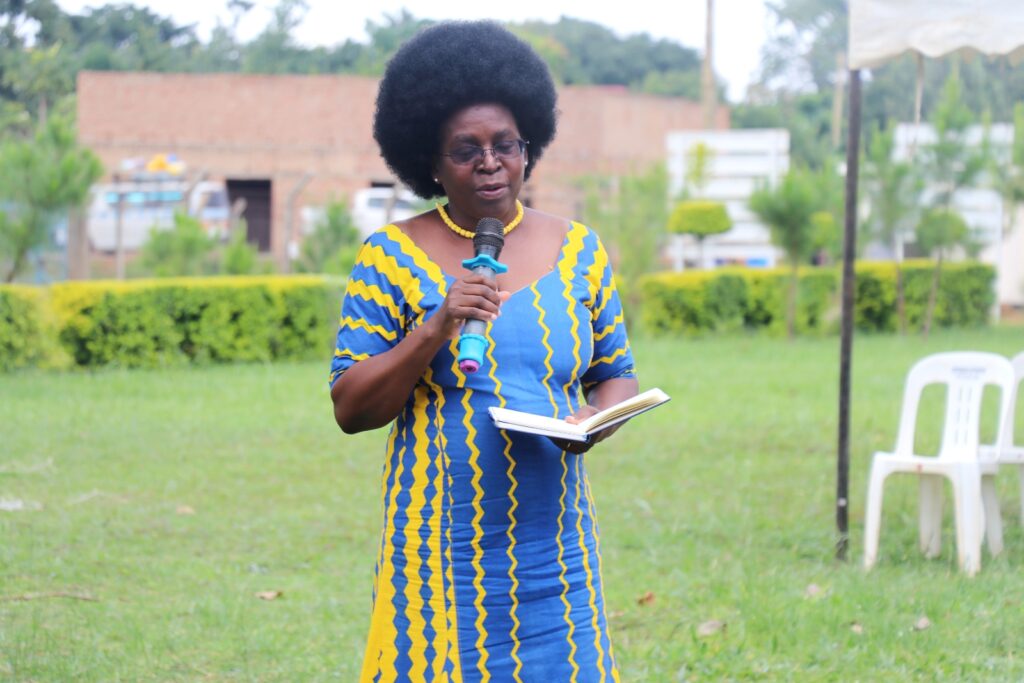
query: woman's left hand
[
  {"left": 547, "top": 377, "right": 639, "bottom": 454},
  {"left": 549, "top": 405, "right": 601, "bottom": 454}
]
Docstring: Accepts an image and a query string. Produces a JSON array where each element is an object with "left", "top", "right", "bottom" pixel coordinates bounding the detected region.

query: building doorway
[{"left": 226, "top": 179, "right": 272, "bottom": 252}]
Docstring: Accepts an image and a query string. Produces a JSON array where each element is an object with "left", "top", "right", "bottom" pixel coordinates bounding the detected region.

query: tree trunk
[
  {"left": 787, "top": 262, "right": 798, "bottom": 339},
  {"left": 5, "top": 250, "right": 26, "bottom": 283},
  {"left": 895, "top": 263, "right": 907, "bottom": 335},
  {"left": 67, "top": 206, "right": 90, "bottom": 280},
  {"left": 922, "top": 252, "right": 943, "bottom": 341}
]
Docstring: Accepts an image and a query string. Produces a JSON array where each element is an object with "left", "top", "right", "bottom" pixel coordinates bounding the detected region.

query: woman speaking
[{"left": 329, "top": 20, "right": 639, "bottom": 682}]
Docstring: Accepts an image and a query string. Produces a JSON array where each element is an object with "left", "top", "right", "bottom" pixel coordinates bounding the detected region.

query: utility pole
[
  {"left": 701, "top": 0, "right": 718, "bottom": 129},
  {"left": 114, "top": 173, "right": 126, "bottom": 280}
]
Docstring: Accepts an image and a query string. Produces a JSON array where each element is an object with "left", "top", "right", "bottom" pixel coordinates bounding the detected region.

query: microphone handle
[{"left": 462, "top": 264, "right": 497, "bottom": 336}]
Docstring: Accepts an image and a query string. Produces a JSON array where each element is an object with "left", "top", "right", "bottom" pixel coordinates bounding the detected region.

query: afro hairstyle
[{"left": 373, "top": 21, "right": 558, "bottom": 199}]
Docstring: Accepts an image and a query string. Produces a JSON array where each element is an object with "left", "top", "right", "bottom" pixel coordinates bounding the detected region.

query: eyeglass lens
[{"left": 447, "top": 139, "right": 526, "bottom": 165}]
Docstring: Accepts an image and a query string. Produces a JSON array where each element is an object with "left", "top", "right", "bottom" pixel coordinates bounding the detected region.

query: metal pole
[
  {"left": 284, "top": 173, "right": 313, "bottom": 273},
  {"left": 837, "top": 69, "right": 862, "bottom": 561},
  {"left": 114, "top": 173, "right": 126, "bottom": 280}
]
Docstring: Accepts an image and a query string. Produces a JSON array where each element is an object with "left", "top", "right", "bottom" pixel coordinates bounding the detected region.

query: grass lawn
[{"left": 2, "top": 326, "right": 1023, "bottom": 681}]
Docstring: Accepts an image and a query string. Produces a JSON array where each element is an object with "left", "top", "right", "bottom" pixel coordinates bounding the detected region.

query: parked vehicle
[{"left": 350, "top": 187, "right": 419, "bottom": 237}]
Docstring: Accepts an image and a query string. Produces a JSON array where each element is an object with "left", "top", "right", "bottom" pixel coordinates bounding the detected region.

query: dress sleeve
[
  {"left": 580, "top": 231, "right": 637, "bottom": 391},
  {"left": 328, "top": 235, "right": 407, "bottom": 388}
]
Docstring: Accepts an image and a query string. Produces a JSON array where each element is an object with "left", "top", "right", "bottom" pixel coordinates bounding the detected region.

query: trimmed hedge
[
  {"left": 854, "top": 260, "right": 994, "bottom": 333},
  {"left": 640, "top": 267, "right": 838, "bottom": 336},
  {"left": 0, "top": 286, "right": 68, "bottom": 370},
  {"left": 638, "top": 260, "right": 994, "bottom": 335},
  {"left": 1, "top": 275, "right": 342, "bottom": 370}
]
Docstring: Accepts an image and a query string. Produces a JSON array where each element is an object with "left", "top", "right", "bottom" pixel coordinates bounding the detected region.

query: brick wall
[{"left": 78, "top": 72, "right": 728, "bottom": 266}]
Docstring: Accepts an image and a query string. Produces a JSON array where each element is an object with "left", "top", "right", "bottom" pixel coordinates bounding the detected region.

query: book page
[
  {"left": 577, "top": 388, "right": 671, "bottom": 433},
  {"left": 488, "top": 388, "right": 670, "bottom": 442}
]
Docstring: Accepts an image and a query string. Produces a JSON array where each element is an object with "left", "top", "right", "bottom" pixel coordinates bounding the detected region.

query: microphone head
[{"left": 473, "top": 217, "right": 505, "bottom": 258}]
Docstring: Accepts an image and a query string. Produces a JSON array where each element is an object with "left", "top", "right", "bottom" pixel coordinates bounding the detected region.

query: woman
[{"left": 330, "top": 21, "right": 639, "bottom": 682}]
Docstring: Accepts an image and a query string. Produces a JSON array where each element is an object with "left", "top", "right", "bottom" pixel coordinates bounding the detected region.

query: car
[{"left": 350, "top": 187, "right": 419, "bottom": 237}]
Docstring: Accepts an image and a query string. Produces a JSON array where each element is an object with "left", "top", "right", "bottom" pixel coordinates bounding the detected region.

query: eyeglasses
[{"left": 442, "top": 139, "right": 529, "bottom": 165}]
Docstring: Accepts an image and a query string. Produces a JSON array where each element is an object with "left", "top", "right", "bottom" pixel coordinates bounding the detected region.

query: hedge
[
  {"left": 1, "top": 275, "right": 343, "bottom": 370},
  {"left": 638, "top": 260, "right": 994, "bottom": 335},
  {"left": 640, "top": 267, "right": 837, "bottom": 336},
  {"left": 0, "top": 286, "right": 68, "bottom": 371}
]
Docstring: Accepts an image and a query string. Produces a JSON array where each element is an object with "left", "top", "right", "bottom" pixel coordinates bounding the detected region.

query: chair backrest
[
  {"left": 996, "top": 351, "right": 1024, "bottom": 451},
  {"left": 893, "top": 351, "right": 1016, "bottom": 460}
]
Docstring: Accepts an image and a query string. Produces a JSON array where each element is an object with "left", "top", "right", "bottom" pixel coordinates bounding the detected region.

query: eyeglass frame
[{"left": 441, "top": 138, "right": 530, "bottom": 166}]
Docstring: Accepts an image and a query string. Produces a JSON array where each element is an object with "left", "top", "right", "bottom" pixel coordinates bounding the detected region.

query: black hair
[{"left": 373, "top": 21, "right": 558, "bottom": 198}]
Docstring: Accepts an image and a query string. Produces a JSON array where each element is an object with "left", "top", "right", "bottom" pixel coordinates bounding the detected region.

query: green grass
[{"left": 2, "top": 326, "right": 1023, "bottom": 681}]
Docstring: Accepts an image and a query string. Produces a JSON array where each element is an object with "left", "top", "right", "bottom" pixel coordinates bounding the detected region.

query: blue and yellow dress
[{"left": 330, "top": 221, "right": 636, "bottom": 682}]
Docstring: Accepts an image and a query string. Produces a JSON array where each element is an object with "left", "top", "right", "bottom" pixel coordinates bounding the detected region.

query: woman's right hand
[{"left": 428, "top": 274, "right": 510, "bottom": 340}]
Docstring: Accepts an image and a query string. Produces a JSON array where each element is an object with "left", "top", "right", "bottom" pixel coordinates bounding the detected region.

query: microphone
[{"left": 457, "top": 217, "right": 508, "bottom": 374}]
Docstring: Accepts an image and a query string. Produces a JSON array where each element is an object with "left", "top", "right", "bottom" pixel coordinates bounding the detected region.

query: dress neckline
[{"left": 388, "top": 221, "right": 579, "bottom": 300}]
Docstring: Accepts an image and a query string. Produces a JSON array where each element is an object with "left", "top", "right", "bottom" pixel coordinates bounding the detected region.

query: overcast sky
[{"left": 53, "top": 0, "right": 770, "bottom": 101}]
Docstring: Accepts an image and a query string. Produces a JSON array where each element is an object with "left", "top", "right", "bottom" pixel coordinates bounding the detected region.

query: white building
[{"left": 665, "top": 129, "right": 790, "bottom": 269}]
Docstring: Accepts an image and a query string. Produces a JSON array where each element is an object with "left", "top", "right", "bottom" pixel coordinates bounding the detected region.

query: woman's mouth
[{"left": 476, "top": 184, "right": 506, "bottom": 199}]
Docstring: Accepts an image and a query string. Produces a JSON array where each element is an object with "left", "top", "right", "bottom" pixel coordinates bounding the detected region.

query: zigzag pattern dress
[{"left": 329, "top": 221, "right": 636, "bottom": 682}]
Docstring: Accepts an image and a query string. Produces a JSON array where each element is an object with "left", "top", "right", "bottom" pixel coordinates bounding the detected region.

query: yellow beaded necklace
[{"left": 436, "top": 200, "right": 524, "bottom": 239}]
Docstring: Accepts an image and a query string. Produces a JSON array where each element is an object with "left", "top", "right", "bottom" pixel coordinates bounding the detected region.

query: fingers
[
  {"left": 447, "top": 276, "right": 506, "bottom": 319},
  {"left": 550, "top": 437, "right": 592, "bottom": 455}
]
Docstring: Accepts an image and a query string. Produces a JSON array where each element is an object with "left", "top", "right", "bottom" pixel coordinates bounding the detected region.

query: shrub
[
  {"left": 854, "top": 260, "right": 994, "bottom": 332},
  {"left": 43, "top": 275, "right": 341, "bottom": 369},
  {"left": 0, "top": 285, "right": 68, "bottom": 370},
  {"left": 638, "top": 261, "right": 993, "bottom": 336}
]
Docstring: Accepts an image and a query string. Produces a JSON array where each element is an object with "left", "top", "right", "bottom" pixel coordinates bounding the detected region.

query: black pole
[{"left": 837, "top": 69, "right": 862, "bottom": 561}]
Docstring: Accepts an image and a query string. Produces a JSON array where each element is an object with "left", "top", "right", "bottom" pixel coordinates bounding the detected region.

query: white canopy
[{"left": 849, "top": 0, "right": 1024, "bottom": 69}]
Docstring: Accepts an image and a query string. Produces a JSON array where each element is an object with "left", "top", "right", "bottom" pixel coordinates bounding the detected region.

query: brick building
[{"left": 77, "top": 71, "right": 728, "bottom": 268}]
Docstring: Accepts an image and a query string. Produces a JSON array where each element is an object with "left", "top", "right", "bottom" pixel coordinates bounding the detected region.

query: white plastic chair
[
  {"left": 863, "top": 351, "right": 1016, "bottom": 576},
  {"left": 980, "top": 351, "right": 1024, "bottom": 521}
]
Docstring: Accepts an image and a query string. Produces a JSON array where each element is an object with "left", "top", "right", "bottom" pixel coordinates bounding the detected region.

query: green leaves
[
  {"left": 0, "top": 114, "right": 101, "bottom": 281},
  {"left": 668, "top": 200, "right": 732, "bottom": 239}
]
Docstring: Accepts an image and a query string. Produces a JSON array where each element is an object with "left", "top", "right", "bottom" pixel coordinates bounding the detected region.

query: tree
[
  {"left": 242, "top": 0, "right": 310, "bottom": 74},
  {"left": 0, "top": 113, "right": 101, "bottom": 281},
  {"left": 138, "top": 212, "right": 216, "bottom": 277},
  {"left": 991, "top": 103, "right": 1024, "bottom": 245},
  {"left": 915, "top": 208, "right": 969, "bottom": 338},
  {"left": 297, "top": 199, "right": 361, "bottom": 274},
  {"left": 863, "top": 121, "right": 923, "bottom": 333},
  {"left": 2, "top": 42, "right": 71, "bottom": 123},
  {"left": 918, "top": 72, "right": 989, "bottom": 337},
  {"left": 667, "top": 142, "right": 731, "bottom": 269},
  {"left": 579, "top": 164, "right": 669, "bottom": 321},
  {"left": 748, "top": 166, "right": 822, "bottom": 338}
]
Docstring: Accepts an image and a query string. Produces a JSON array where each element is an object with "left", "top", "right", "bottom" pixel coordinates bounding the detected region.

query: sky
[{"left": 53, "top": 0, "right": 770, "bottom": 102}]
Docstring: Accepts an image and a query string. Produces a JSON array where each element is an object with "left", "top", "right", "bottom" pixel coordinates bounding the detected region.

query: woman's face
[{"left": 434, "top": 103, "right": 527, "bottom": 224}]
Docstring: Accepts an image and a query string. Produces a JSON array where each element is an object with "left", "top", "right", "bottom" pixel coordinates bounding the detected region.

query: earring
[{"left": 433, "top": 177, "right": 440, "bottom": 184}]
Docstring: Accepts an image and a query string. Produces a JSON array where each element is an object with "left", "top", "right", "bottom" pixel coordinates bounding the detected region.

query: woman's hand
[
  {"left": 427, "top": 273, "right": 511, "bottom": 340},
  {"left": 548, "top": 377, "right": 639, "bottom": 454},
  {"left": 550, "top": 403, "right": 601, "bottom": 454}
]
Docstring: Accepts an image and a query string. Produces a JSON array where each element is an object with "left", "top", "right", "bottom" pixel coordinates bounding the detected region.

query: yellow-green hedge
[
  {"left": 1, "top": 276, "right": 343, "bottom": 369},
  {"left": 638, "top": 260, "right": 994, "bottom": 335}
]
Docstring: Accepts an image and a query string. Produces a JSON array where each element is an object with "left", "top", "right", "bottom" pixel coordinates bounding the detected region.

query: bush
[
  {"left": 0, "top": 285, "right": 68, "bottom": 370},
  {"left": 0, "top": 275, "right": 344, "bottom": 370},
  {"left": 854, "top": 260, "right": 994, "bottom": 332},
  {"left": 640, "top": 267, "right": 837, "bottom": 336},
  {"left": 638, "top": 261, "right": 993, "bottom": 335}
]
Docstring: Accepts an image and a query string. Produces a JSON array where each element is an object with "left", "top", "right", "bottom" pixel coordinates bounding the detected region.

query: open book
[{"left": 488, "top": 388, "right": 671, "bottom": 443}]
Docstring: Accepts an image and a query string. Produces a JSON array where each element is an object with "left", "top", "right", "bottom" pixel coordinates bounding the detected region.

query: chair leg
[
  {"left": 1018, "top": 465, "right": 1024, "bottom": 524},
  {"left": 950, "top": 468, "right": 983, "bottom": 577},
  {"left": 982, "top": 474, "right": 1004, "bottom": 556},
  {"left": 864, "top": 458, "right": 888, "bottom": 570},
  {"left": 918, "top": 475, "right": 943, "bottom": 558}
]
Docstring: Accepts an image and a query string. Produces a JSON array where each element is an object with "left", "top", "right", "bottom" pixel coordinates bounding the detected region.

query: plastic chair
[
  {"left": 980, "top": 351, "right": 1024, "bottom": 522},
  {"left": 863, "top": 351, "right": 1016, "bottom": 576}
]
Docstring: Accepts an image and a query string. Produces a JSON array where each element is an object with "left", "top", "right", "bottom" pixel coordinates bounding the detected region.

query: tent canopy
[{"left": 849, "top": 0, "right": 1024, "bottom": 69}]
